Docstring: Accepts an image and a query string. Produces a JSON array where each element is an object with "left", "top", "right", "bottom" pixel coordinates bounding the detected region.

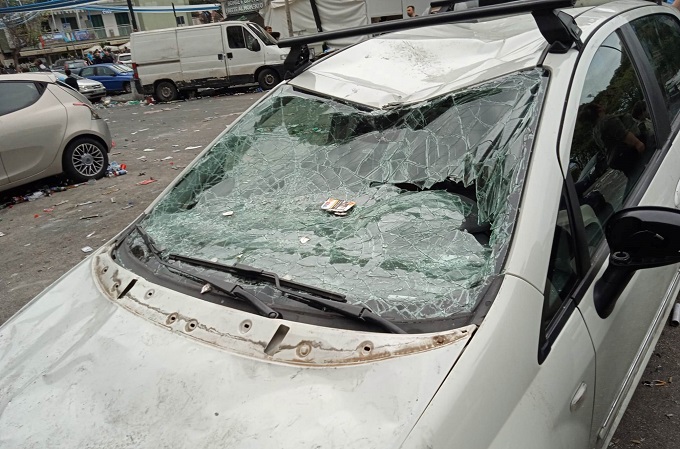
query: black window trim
[{"left": 540, "top": 16, "right": 674, "bottom": 363}]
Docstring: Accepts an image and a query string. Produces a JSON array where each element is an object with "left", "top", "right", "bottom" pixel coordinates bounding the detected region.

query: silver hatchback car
[{"left": 0, "top": 73, "right": 111, "bottom": 193}]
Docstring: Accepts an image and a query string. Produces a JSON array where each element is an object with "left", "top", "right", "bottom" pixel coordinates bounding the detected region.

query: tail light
[
  {"left": 132, "top": 62, "right": 139, "bottom": 80},
  {"left": 73, "top": 102, "right": 101, "bottom": 120}
]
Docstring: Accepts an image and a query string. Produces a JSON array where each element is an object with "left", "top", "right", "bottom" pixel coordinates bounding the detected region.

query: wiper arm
[
  {"left": 281, "top": 289, "right": 407, "bottom": 334},
  {"left": 168, "top": 253, "right": 346, "bottom": 302},
  {"left": 168, "top": 253, "right": 406, "bottom": 334},
  {"left": 134, "top": 225, "right": 281, "bottom": 319}
]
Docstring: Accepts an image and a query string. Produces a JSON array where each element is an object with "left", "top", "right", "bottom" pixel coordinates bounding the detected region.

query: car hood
[
  {"left": 78, "top": 78, "right": 104, "bottom": 88},
  {"left": 0, "top": 245, "right": 474, "bottom": 448}
]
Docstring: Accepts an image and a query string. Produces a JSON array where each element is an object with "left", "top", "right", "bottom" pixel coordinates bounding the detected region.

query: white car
[
  {"left": 53, "top": 71, "right": 107, "bottom": 102},
  {"left": 2, "top": 1, "right": 680, "bottom": 448},
  {"left": 116, "top": 52, "right": 132, "bottom": 68}
]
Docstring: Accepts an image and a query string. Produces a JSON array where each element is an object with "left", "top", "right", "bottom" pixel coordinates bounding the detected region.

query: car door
[
  {"left": 96, "top": 66, "right": 121, "bottom": 91},
  {"left": 0, "top": 80, "right": 67, "bottom": 183},
  {"left": 79, "top": 66, "right": 97, "bottom": 84},
  {"left": 557, "top": 10, "right": 680, "bottom": 448},
  {"left": 178, "top": 26, "right": 228, "bottom": 81},
  {"left": 223, "top": 24, "right": 265, "bottom": 82}
]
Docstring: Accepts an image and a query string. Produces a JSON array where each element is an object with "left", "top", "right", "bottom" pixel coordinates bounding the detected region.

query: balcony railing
[{"left": 38, "top": 25, "right": 131, "bottom": 49}]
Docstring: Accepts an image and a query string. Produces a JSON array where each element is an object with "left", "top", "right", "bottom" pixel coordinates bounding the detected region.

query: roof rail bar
[
  {"left": 430, "top": 0, "right": 469, "bottom": 7},
  {"left": 279, "top": 0, "right": 577, "bottom": 78}
]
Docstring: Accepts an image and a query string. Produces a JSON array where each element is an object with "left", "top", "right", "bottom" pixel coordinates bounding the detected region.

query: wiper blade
[
  {"left": 168, "top": 253, "right": 406, "bottom": 334},
  {"left": 168, "top": 253, "right": 346, "bottom": 302},
  {"left": 134, "top": 225, "right": 281, "bottom": 319}
]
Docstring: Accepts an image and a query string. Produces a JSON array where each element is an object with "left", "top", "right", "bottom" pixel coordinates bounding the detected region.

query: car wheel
[
  {"left": 123, "top": 82, "right": 132, "bottom": 94},
  {"left": 154, "top": 81, "right": 179, "bottom": 102},
  {"left": 63, "top": 137, "right": 109, "bottom": 182},
  {"left": 257, "top": 69, "right": 280, "bottom": 90}
]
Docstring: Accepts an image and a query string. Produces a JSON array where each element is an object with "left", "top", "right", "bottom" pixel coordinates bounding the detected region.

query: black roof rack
[{"left": 278, "top": 0, "right": 580, "bottom": 79}]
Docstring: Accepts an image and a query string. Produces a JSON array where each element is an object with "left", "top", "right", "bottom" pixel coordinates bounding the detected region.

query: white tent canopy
[
  {"left": 262, "top": 0, "right": 369, "bottom": 48},
  {"left": 84, "top": 44, "right": 102, "bottom": 54}
]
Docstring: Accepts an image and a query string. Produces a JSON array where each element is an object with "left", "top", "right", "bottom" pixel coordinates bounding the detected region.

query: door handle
[
  {"left": 570, "top": 382, "right": 588, "bottom": 413},
  {"left": 675, "top": 179, "right": 680, "bottom": 209},
  {"left": 218, "top": 53, "right": 224, "bottom": 61},
  {"left": 227, "top": 52, "right": 233, "bottom": 59}
]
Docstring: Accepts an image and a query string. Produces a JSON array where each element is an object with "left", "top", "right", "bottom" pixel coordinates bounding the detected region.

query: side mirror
[
  {"left": 595, "top": 206, "right": 680, "bottom": 318},
  {"left": 249, "top": 40, "right": 261, "bottom": 52}
]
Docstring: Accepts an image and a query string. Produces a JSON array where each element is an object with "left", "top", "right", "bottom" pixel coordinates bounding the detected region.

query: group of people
[{"left": 84, "top": 49, "right": 116, "bottom": 65}]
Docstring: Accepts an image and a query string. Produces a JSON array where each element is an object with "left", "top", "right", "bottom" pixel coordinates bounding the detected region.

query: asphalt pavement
[{"left": 0, "top": 92, "right": 678, "bottom": 447}]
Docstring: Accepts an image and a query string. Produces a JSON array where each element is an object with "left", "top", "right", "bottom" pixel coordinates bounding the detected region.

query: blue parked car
[{"left": 76, "top": 63, "right": 134, "bottom": 94}]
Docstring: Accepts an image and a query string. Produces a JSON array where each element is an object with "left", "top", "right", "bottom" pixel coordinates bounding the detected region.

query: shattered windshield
[{"left": 136, "top": 69, "right": 547, "bottom": 324}]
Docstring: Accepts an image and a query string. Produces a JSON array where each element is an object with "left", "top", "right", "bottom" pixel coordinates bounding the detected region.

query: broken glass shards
[{"left": 143, "top": 69, "right": 547, "bottom": 324}]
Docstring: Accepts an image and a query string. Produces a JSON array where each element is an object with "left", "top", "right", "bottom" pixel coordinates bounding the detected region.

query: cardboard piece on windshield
[{"left": 321, "top": 198, "right": 356, "bottom": 216}]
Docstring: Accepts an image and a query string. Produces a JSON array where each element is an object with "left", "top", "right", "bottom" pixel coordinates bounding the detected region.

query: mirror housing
[
  {"left": 595, "top": 206, "right": 680, "bottom": 318},
  {"left": 249, "top": 40, "right": 261, "bottom": 52}
]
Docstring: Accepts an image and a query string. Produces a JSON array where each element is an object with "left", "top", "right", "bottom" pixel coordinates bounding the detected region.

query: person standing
[
  {"left": 63, "top": 69, "right": 79, "bottom": 91},
  {"left": 93, "top": 50, "right": 103, "bottom": 64},
  {"left": 406, "top": 5, "right": 417, "bottom": 17},
  {"left": 102, "top": 50, "right": 114, "bottom": 63}
]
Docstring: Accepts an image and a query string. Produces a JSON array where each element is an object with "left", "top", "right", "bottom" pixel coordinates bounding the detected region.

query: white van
[{"left": 131, "top": 21, "right": 289, "bottom": 101}]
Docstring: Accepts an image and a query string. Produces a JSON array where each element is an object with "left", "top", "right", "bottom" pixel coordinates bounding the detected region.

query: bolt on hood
[{"left": 0, "top": 248, "right": 474, "bottom": 448}]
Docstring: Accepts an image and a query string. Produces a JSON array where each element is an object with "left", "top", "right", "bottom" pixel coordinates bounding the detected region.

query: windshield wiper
[
  {"left": 134, "top": 225, "right": 281, "bottom": 319},
  {"left": 168, "top": 253, "right": 346, "bottom": 302},
  {"left": 167, "top": 253, "right": 406, "bottom": 334}
]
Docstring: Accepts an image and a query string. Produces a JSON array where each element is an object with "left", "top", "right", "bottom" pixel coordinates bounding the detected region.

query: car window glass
[
  {"left": 0, "top": 82, "right": 42, "bottom": 116},
  {"left": 81, "top": 67, "right": 95, "bottom": 77},
  {"left": 631, "top": 14, "right": 680, "bottom": 121},
  {"left": 98, "top": 67, "right": 114, "bottom": 76},
  {"left": 543, "top": 188, "right": 579, "bottom": 325},
  {"left": 245, "top": 30, "right": 258, "bottom": 51},
  {"left": 569, "top": 32, "right": 657, "bottom": 257},
  {"left": 227, "top": 26, "right": 246, "bottom": 49}
]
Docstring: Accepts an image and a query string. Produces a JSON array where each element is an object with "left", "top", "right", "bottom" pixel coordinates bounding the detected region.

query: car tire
[
  {"left": 154, "top": 81, "right": 179, "bottom": 102},
  {"left": 258, "top": 68, "right": 280, "bottom": 90},
  {"left": 123, "top": 82, "right": 132, "bottom": 94},
  {"left": 63, "top": 137, "right": 109, "bottom": 182}
]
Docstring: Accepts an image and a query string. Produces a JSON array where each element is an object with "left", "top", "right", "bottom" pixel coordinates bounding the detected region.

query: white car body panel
[
  {"left": 290, "top": 14, "right": 547, "bottom": 109},
  {"left": 552, "top": 5, "right": 680, "bottom": 446},
  {"left": 400, "top": 275, "right": 595, "bottom": 449},
  {"left": 0, "top": 248, "right": 474, "bottom": 448}
]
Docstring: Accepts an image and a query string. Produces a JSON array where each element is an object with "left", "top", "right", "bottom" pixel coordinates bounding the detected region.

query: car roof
[
  {"left": 288, "top": 1, "right": 651, "bottom": 108},
  {"left": 0, "top": 73, "right": 57, "bottom": 83}
]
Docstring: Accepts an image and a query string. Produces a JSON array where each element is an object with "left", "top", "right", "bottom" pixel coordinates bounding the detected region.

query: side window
[
  {"left": 97, "top": 67, "right": 114, "bottom": 76},
  {"left": 543, "top": 188, "right": 580, "bottom": 326},
  {"left": 227, "top": 26, "right": 246, "bottom": 49},
  {"left": 569, "top": 32, "right": 657, "bottom": 257},
  {"left": 80, "top": 67, "right": 95, "bottom": 77},
  {"left": 631, "top": 14, "right": 680, "bottom": 121},
  {"left": 0, "top": 82, "right": 42, "bottom": 116},
  {"left": 244, "top": 30, "right": 259, "bottom": 51}
]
